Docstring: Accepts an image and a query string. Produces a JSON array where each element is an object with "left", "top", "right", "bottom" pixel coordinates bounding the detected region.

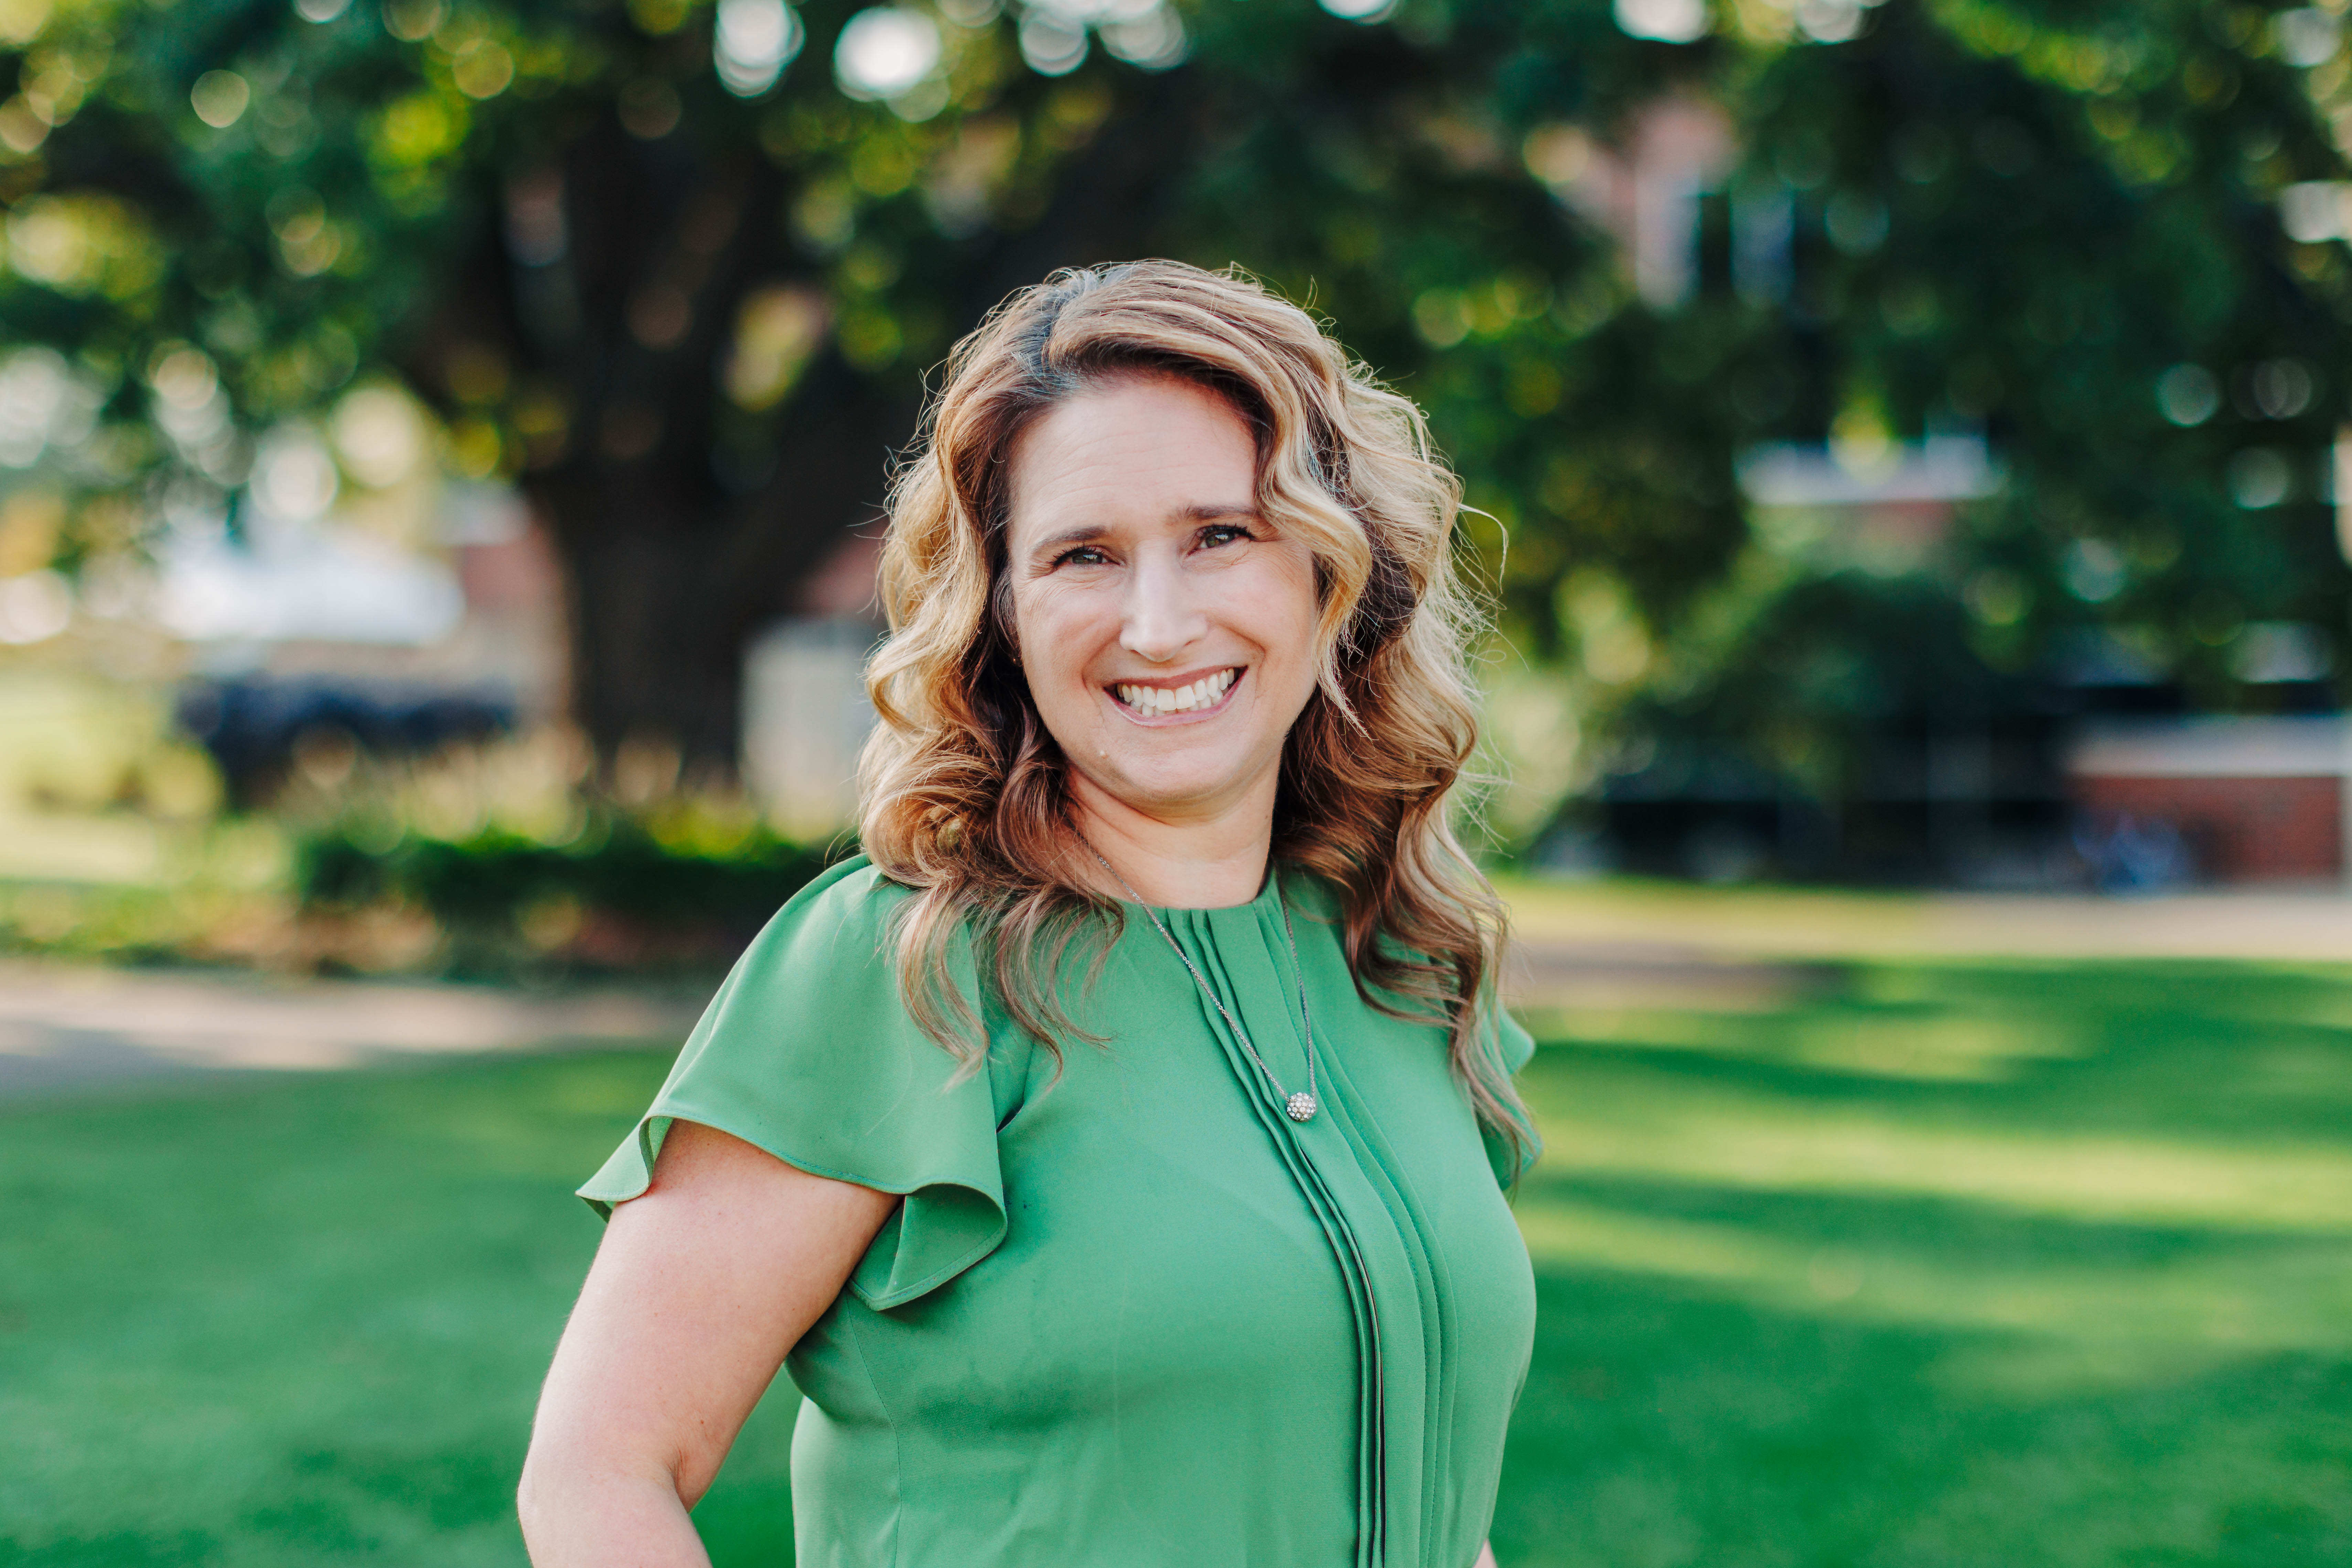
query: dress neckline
[{"left": 1109, "top": 858, "right": 1284, "bottom": 918}]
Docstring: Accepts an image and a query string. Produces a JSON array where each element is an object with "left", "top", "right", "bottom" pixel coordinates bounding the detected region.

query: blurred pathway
[
  {"left": 7, "top": 885, "right": 2349, "bottom": 1100},
  {"left": 1503, "top": 883, "right": 2352, "bottom": 973},
  {"left": 1499, "top": 887, "right": 2352, "bottom": 1014},
  {"left": 0, "top": 960, "right": 702, "bottom": 1101}
]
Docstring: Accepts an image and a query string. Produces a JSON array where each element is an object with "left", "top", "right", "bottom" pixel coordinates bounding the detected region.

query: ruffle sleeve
[{"left": 578, "top": 856, "right": 1007, "bottom": 1312}]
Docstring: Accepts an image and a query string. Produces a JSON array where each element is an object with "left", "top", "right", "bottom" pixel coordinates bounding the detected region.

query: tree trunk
[
  {"left": 531, "top": 360, "right": 918, "bottom": 775},
  {"left": 407, "top": 73, "right": 1203, "bottom": 777}
]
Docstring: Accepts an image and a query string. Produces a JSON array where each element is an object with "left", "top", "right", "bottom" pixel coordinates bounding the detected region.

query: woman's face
[{"left": 1003, "top": 374, "right": 1321, "bottom": 828}]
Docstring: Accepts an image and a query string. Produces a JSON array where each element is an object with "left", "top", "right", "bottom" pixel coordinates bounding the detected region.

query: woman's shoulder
[
  {"left": 652, "top": 850, "right": 998, "bottom": 1126},
  {"left": 721, "top": 856, "right": 1024, "bottom": 1064},
  {"left": 693, "top": 855, "right": 922, "bottom": 1032},
  {"left": 583, "top": 855, "right": 1014, "bottom": 1307},
  {"left": 733, "top": 852, "right": 927, "bottom": 962},
  {"left": 774, "top": 852, "right": 912, "bottom": 926}
]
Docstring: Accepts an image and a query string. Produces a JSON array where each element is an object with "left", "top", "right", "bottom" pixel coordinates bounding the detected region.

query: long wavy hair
[{"left": 859, "top": 260, "right": 1528, "bottom": 1154}]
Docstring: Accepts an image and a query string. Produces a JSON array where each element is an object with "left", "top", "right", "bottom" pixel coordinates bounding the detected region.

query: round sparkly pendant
[{"left": 1285, "top": 1092, "right": 1318, "bottom": 1123}]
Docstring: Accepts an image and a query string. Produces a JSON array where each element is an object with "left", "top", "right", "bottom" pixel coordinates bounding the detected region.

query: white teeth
[{"left": 1115, "top": 669, "right": 1239, "bottom": 714}]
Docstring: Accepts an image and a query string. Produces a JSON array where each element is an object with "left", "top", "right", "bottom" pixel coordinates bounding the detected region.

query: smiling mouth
[{"left": 1110, "top": 666, "right": 1242, "bottom": 718}]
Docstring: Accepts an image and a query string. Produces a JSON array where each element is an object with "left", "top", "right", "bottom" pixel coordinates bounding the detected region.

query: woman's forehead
[{"left": 1005, "top": 377, "right": 1258, "bottom": 546}]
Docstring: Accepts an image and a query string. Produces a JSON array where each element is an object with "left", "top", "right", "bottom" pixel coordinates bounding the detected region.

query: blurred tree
[
  {"left": 0, "top": 0, "right": 1749, "bottom": 775},
  {"left": 2, "top": 0, "right": 2347, "bottom": 820},
  {"left": 1730, "top": 0, "right": 2352, "bottom": 688},
  {"left": 1580, "top": 0, "right": 2352, "bottom": 874}
]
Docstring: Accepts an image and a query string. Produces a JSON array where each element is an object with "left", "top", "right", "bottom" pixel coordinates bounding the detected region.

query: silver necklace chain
[{"left": 1087, "top": 845, "right": 1321, "bottom": 1124}]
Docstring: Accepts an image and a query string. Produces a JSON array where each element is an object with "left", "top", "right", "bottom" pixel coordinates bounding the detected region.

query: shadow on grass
[
  {"left": 3, "top": 957, "right": 2348, "bottom": 1567},
  {"left": 1496, "top": 958, "right": 2352, "bottom": 1568},
  {"left": 0, "top": 1049, "right": 801, "bottom": 1568},
  {"left": 1498, "top": 1265, "right": 2352, "bottom": 1568}
]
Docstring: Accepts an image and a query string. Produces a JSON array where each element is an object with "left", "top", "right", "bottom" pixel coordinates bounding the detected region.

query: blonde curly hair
[{"left": 859, "top": 260, "right": 1527, "bottom": 1152}]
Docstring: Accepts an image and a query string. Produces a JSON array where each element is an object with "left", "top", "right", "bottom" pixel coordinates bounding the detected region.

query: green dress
[{"left": 582, "top": 856, "right": 1538, "bottom": 1568}]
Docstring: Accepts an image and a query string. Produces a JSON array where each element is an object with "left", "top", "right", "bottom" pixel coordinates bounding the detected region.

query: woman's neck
[{"left": 1066, "top": 769, "right": 1275, "bottom": 909}]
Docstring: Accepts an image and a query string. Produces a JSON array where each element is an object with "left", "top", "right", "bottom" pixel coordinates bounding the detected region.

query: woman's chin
[{"left": 1074, "top": 753, "right": 1267, "bottom": 821}]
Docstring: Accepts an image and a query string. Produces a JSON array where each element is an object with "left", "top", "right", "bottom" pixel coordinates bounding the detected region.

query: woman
[{"left": 519, "top": 260, "right": 1539, "bottom": 1568}]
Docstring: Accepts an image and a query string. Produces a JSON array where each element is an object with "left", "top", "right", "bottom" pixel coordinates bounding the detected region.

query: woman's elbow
[
  {"left": 514, "top": 1438, "right": 566, "bottom": 1544},
  {"left": 514, "top": 1430, "right": 633, "bottom": 1549},
  {"left": 516, "top": 1424, "right": 701, "bottom": 1560}
]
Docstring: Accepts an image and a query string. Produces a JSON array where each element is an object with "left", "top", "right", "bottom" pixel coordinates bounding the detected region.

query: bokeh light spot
[
  {"left": 834, "top": 7, "right": 941, "bottom": 101},
  {"left": 716, "top": 0, "right": 803, "bottom": 97},
  {"left": 1612, "top": 0, "right": 1705, "bottom": 43},
  {"left": 190, "top": 70, "right": 250, "bottom": 129},
  {"left": 2156, "top": 364, "right": 2219, "bottom": 427}
]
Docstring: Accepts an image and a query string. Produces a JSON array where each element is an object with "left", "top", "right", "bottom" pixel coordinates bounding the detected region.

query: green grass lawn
[{"left": 6, "top": 958, "right": 2351, "bottom": 1566}]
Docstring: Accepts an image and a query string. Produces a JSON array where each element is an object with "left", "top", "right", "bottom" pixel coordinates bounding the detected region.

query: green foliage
[
  {"left": 1522, "top": 0, "right": 2352, "bottom": 821},
  {"left": 296, "top": 815, "right": 834, "bottom": 966},
  {"left": 1613, "top": 565, "right": 2027, "bottom": 801},
  {"left": 1728, "top": 0, "right": 2352, "bottom": 678},
  {"left": 5, "top": 0, "right": 2351, "bottom": 806}
]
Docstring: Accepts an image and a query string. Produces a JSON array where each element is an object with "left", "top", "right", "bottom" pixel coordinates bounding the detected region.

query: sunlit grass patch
[
  {"left": 1497, "top": 956, "right": 2352, "bottom": 1567},
  {"left": 1516, "top": 1001, "right": 2085, "bottom": 1083},
  {"left": 0, "top": 1049, "right": 804, "bottom": 1567},
  {"left": 1516, "top": 1191, "right": 2352, "bottom": 1378},
  {"left": 1525, "top": 1068, "right": 2352, "bottom": 1232},
  {"left": 5, "top": 953, "right": 2351, "bottom": 1566}
]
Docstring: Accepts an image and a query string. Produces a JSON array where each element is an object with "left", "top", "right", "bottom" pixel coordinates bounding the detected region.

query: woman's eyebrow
[
  {"left": 1030, "top": 523, "right": 1108, "bottom": 559},
  {"left": 1175, "top": 503, "right": 1260, "bottom": 523}
]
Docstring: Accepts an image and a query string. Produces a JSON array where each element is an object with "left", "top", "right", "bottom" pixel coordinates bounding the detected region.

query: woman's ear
[{"left": 990, "top": 567, "right": 1023, "bottom": 667}]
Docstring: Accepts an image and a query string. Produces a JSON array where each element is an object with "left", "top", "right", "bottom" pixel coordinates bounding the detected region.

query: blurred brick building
[{"left": 2067, "top": 716, "right": 2351, "bottom": 886}]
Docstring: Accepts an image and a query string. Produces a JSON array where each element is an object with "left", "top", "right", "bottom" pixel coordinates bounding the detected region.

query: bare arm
[
  {"left": 1475, "top": 1542, "right": 1499, "bottom": 1568},
  {"left": 517, "top": 1120, "right": 899, "bottom": 1566}
]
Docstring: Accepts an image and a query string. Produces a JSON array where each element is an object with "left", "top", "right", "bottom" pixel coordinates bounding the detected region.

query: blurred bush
[{"left": 295, "top": 814, "right": 837, "bottom": 975}]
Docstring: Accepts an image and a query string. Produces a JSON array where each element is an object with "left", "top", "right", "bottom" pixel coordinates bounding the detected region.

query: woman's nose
[{"left": 1119, "top": 550, "right": 1206, "bottom": 665}]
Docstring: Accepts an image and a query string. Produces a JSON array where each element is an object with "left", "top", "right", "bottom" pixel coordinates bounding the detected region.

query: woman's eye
[
  {"left": 1055, "top": 545, "right": 1110, "bottom": 567},
  {"left": 1199, "top": 525, "right": 1255, "bottom": 548}
]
